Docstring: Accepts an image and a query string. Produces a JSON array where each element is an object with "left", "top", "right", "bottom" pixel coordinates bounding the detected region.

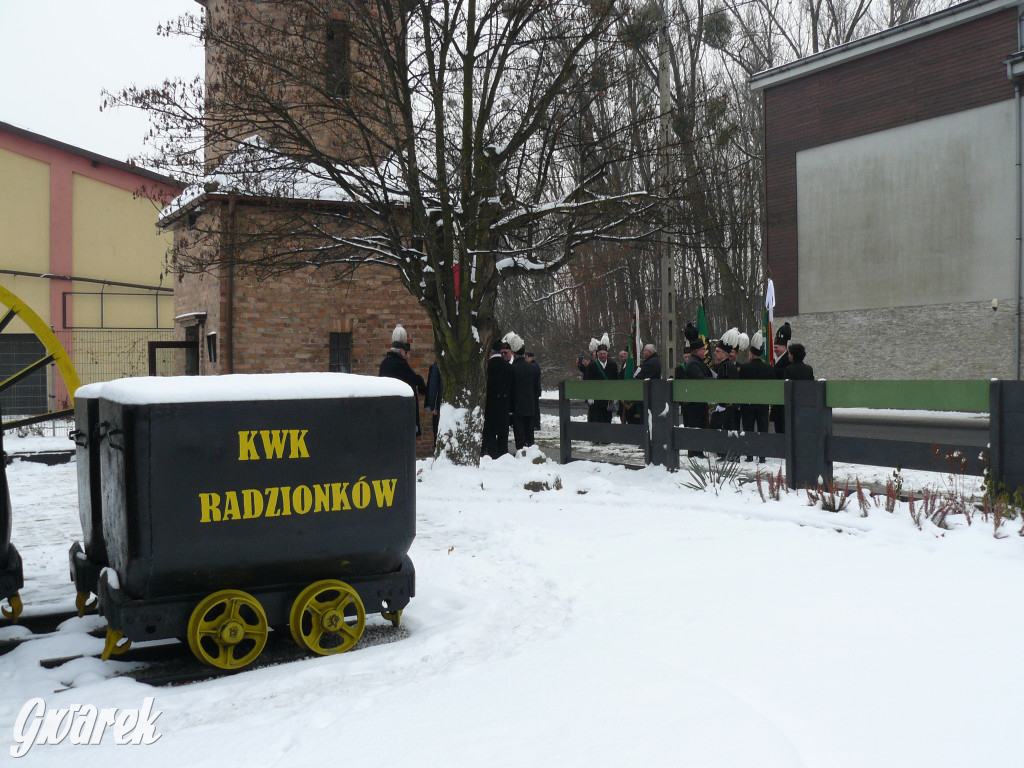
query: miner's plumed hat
[
  {"left": 684, "top": 322, "right": 704, "bottom": 352},
  {"left": 749, "top": 330, "right": 765, "bottom": 356},
  {"left": 503, "top": 331, "right": 525, "bottom": 354},
  {"left": 774, "top": 322, "right": 792, "bottom": 348},
  {"left": 721, "top": 327, "right": 741, "bottom": 353},
  {"left": 391, "top": 324, "right": 411, "bottom": 351}
]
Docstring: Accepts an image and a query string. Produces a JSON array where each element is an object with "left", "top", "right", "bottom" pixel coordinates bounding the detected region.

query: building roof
[
  {"left": 749, "top": 0, "right": 1021, "bottom": 91},
  {"left": 0, "top": 119, "right": 182, "bottom": 189}
]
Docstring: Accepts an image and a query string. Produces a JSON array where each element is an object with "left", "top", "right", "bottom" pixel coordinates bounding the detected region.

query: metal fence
[
  {"left": 55, "top": 329, "right": 176, "bottom": 386},
  {"left": 3, "top": 329, "right": 177, "bottom": 436}
]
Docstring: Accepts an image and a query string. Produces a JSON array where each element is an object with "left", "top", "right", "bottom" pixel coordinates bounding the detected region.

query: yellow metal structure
[
  {"left": 0, "top": 284, "right": 81, "bottom": 417},
  {"left": 1, "top": 592, "right": 22, "bottom": 622},
  {"left": 289, "top": 580, "right": 366, "bottom": 655},
  {"left": 187, "top": 589, "right": 268, "bottom": 670},
  {"left": 381, "top": 610, "right": 402, "bottom": 627},
  {"left": 75, "top": 590, "right": 97, "bottom": 617},
  {"left": 101, "top": 628, "right": 132, "bottom": 660}
]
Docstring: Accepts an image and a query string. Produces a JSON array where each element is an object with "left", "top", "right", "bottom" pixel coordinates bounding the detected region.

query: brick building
[
  {"left": 749, "top": 0, "right": 1024, "bottom": 380},
  {"left": 160, "top": 0, "right": 436, "bottom": 453}
]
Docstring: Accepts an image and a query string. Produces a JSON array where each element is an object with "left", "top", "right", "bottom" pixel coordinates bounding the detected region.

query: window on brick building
[
  {"left": 329, "top": 332, "right": 352, "bottom": 373},
  {"left": 206, "top": 332, "right": 218, "bottom": 364},
  {"left": 326, "top": 19, "right": 351, "bottom": 98}
]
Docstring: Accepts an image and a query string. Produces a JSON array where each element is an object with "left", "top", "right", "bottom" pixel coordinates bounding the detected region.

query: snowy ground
[{"left": 1, "top": 423, "right": 1021, "bottom": 766}]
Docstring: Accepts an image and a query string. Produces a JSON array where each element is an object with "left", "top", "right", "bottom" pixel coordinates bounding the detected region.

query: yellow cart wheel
[
  {"left": 289, "top": 580, "right": 365, "bottom": 655},
  {"left": 187, "top": 589, "right": 268, "bottom": 670}
]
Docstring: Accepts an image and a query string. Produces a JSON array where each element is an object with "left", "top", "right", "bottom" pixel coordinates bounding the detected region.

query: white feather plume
[
  {"left": 750, "top": 330, "right": 764, "bottom": 350},
  {"left": 509, "top": 334, "right": 524, "bottom": 352},
  {"left": 589, "top": 338, "right": 600, "bottom": 353},
  {"left": 737, "top": 332, "right": 750, "bottom": 352},
  {"left": 599, "top": 333, "right": 610, "bottom": 349},
  {"left": 721, "top": 327, "right": 741, "bottom": 349},
  {"left": 392, "top": 325, "right": 407, "bottom": 343}
]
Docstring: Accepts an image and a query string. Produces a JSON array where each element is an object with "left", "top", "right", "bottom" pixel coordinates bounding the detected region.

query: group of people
[
  {"left": 574, "top": 321, "right": 813, "bottom": 462},
  {"left": 677, "top": 320, "right": 813, "bottom": 460},
  {"left": 377, "top": 325, "right": 543, "bottom": 459},
  {"left": 576, "top": 334, "right": 661, "bottom": 425},
  {"left": 482, "top": 333, "right": 543, "bottom": 459}
]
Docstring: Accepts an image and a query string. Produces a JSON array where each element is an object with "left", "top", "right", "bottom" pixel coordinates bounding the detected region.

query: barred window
[{"left": 329, "top": 332, "right": 352, "bottom": 373}]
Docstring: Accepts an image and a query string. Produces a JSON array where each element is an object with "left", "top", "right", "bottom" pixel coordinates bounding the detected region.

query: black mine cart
[
  {"left": 68, "top": 384, "right": 106, "bottom": 617},
  {"left": 0, "top": 421, "right": 23, "bottom": 623},
  {"left": 78, "top": 373, "right": 417, "bottom": 671}
]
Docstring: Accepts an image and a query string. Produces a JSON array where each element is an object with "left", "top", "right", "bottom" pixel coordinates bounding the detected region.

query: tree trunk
[{"left": 431, "top": 319, "right": 488, "bottom": 466}]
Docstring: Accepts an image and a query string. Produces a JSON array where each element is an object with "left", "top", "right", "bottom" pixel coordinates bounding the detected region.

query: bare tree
[{"left": 107, "top": 0, "right": 660, "bottom": 464}]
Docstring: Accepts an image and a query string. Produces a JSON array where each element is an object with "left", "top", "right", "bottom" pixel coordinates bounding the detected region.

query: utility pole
[{"left": 657, "top": 2, "right": 675, "bottom": 376}]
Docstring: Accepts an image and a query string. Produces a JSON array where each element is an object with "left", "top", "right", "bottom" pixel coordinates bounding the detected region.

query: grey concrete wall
[
  {"left": 776, "top": 299, "right": 1019, "bottom": 380},
  {"left": 796, "top": 100, "right": 1016, "bottom": 313}
]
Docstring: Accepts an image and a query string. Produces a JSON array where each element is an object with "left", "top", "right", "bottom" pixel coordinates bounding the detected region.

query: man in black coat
[
  {"left": 510, "top": 343, "right": 541, "bottom": 449},
  {"left": 676, "top": 333, "right": 713, "bottom": 458},
  {"left": 771, "top": 322, "right": 792, "bottom": 434},
  {"left": 482, "top": 340, "right": 515, "bottom": 459},
  {"left": 784, "top": 343, "right": 814, "bottom": 381},
  {"left": 525, "top": 351, "right": 542, "bottom": 431},
  {"left": 738, "top": 331, "right": 774, "bottom": 462},
  {"left": 635, "top": 344, "right": 661, "bottom": 380},
  {"left": 709, "top": 339, "right": 737, "bottom": 433},
  {"left": 425, "top": 360, "right": 442, "bottom": 449},
  {"left": 378, "top": 325, "right": 427, "bottom": 436},
  {"left": 584, "top": 338, "right": 618, "bottom": 423}
]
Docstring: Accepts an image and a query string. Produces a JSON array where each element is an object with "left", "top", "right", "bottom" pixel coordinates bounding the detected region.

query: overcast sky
[{"left": 0, "top": 1, "right": 203, "bottom": 164}]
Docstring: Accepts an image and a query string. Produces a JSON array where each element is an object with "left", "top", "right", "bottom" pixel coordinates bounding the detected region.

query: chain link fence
[{"left": 5, "top": 329, "right": 177, "bottom": 437}]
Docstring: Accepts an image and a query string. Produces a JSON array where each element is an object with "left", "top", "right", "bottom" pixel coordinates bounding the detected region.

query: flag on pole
[
  {"left": 697, "top": 299, "right": 710, "bottom": 356},
  {"left": 626, "top": 301, "right": 640, "bottom": 379},
  {"left": 764, "top": 279, "right": 776, "bottom": 366}
]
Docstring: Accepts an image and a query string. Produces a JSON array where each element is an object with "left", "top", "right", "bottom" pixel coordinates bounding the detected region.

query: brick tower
[{"left": 161, "top": 0, "right": 436, "bottom": 455}]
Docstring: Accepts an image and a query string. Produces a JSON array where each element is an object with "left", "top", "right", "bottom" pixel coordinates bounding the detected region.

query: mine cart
[
  {"left": 68, "top": 384, "right": 105, "bottom": 616},
  {"left": 81, "top": 373, "right": 417, "bottom": 670},
  {"left": 0, "top": 422, "right": 23, "bottom": 623}
]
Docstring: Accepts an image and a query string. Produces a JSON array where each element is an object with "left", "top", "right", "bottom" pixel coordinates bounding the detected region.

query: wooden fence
[{"left": 559, "top": 379, "right": 1019, "bottom": 490}]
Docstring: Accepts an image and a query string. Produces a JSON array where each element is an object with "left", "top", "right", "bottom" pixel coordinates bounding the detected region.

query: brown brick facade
[
  {"left": 761, "top": 8, "right": 1019, "bottom": 315},
  {"left": 176, "top": 0, "right": 436, "bottom": 455},
  {"left": 172, "top": 207, "right": 437, "bottom": 456}
]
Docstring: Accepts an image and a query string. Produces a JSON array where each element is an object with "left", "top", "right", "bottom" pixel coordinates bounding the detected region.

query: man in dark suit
[
  {"left": 738, "top": 331, "right": 774, "bottom": 462},
  {"left": 784, "top": 343, "right": 814, "bottom": 381},
  {"left": 676, "top": 325, "right": 713, "bottom": 458},
  {"left": 510, "top": 339, "right": 541, "bottom": 449},
  {"left": 425, "top": 360, "right": 442, "bottom": 450},
  {"left": 482, "top": 339, "right": 515, "bottom": 459},
  {"left": 525, "top": 351, "right": 542, "bottom": 431},
  {"left": 584, "top": 334, "right": 618, "bottom": 423},
  {"left": 771, "top": 322, "right": 792, "bottom": 434}
]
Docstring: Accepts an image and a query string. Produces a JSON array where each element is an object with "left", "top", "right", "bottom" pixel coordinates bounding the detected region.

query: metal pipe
[
  {"left": 224, "top": 195, "right": 237, "bottom": 375},
  {"left": 1016, "top": 12, "right": 1024, "bottom": 380},
  {"left": 1015, "top": 79, "right": 1022, "bottom": 379},
  {"left": 0, "top": 268, "right": 172, "bottom": 293}
]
